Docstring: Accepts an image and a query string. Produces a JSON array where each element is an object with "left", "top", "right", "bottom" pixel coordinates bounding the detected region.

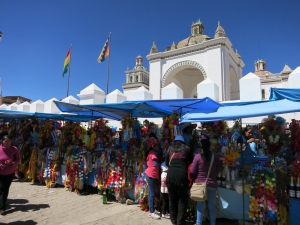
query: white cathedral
[
  {"left": 1, "top": 20, "right": 300, "bottom": 125},
  {"left": 120, "top": 20, "right": 298, "bottom": 104}
]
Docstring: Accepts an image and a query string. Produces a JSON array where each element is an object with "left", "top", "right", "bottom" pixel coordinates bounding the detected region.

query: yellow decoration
[{"left": 26, "top": 147, "right": 37, "bottom": 182}]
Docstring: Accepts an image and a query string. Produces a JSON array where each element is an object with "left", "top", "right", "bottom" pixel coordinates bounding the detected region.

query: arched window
[
  {"left": 135, "top": 76, "right": 138, "bottom": 82},
  {"left": 129, "top": 76, "right": 132, "bottom": 83}
]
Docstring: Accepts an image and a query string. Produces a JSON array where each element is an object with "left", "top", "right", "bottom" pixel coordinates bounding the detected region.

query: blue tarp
[
  {"left": 269, "top": 87, "right": 300, "bottom": 101},
  {"left": 0, "top": 110, "right": 33, "bottom": 119},
  {"left": 136, "top": 98, "right": 222, "bottom": 114},
  {"left": 0, "top": 110, "right": 101, "bottom": 122},
  {"left": 53, "top": 101, "right": 123, "bottom": 120},
  {"left": 181, "top": 88, "right": 300, "bottom": 122},
  {"left": 54, "top": 97, "right": 222, "bottom": 119},
  {"left": 180, "top": 99, "right": 300, "bottom": 122}
]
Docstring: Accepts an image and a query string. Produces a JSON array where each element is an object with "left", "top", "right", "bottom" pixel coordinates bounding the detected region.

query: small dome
[
  {"left": 149, "top": 42, "right": 158, "bottom": 54},
  {"left": 214, "top": 21, "right": 226, "bottom": 38}
]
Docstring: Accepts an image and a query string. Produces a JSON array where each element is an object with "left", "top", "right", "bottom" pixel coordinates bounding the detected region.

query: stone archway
[
  {"left": 161, "top": 60, "right": 207, "bottom": 98},
  {"left": 229, "top": 65, "right": 239, "bottom": 100}
]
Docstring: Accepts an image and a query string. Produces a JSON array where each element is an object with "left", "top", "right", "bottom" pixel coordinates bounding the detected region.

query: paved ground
[{"left": 0, "top": 180, "right": 239, "bottom": 225}]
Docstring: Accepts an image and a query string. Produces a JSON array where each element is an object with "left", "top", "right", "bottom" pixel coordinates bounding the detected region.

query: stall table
[
  {"left": 217, "top": 187, "right": 251, "bottom": 221},
  {"left": 289, "top": 198, "right": 300, "bottom": 225}
]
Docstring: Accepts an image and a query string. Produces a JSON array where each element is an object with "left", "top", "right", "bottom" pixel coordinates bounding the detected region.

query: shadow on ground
[
  {"left": 0, "top": 220, "right": 37, "bottom": 225},
  {"left": 4, "top": 198, "right": 49, "bottom": 215}
]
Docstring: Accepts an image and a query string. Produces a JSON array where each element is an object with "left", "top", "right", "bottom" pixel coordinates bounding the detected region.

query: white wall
[
  {"left": 149, "top": 60, "right": 162, "bottom": 100},
  {"left": 148, "top": 38, "right": 242, "bottom": 102},
  {"left": 261, "top": 81, "right": 287, "bottom": 99},
  {"left": 123, "top": 87, "right": 140, "bottom": 100}
]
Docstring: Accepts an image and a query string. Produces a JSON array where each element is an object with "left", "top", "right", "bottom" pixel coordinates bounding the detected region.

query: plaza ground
[{"left": 0, "top": 180, "right": 239, "bottom": 225}]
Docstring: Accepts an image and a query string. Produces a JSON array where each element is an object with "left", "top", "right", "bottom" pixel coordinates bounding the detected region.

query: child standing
[{"left": 160, "top": 162, "right": 170, "bottom": 219}]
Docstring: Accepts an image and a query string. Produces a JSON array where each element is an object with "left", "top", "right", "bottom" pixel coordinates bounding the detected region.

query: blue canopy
[
  {"left": 54, "top": 97, "right": 222, "bottom": 119},
  {"left": 0, "top": 110, "right": 101, "bottom": 122},
  {"left": 53, "top": 101, "right": 123, "bottom": 120},
  {"left": 0, "top": 110, "right": 33, "bottom": 119},
  {"left": 269, "top": 87, "right": 300, "bottom": 101},
  {"left": 180, "top": 99, "right": 300, "bottom": 122}
]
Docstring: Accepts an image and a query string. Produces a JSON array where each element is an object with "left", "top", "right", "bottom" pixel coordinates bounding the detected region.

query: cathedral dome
[{"left": 165, "top": 20, "right": 212, "bottom": 51}]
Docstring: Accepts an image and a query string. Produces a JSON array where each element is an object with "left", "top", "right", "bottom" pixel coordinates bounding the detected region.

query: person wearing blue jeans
[
  {"left": 145, "top": 174, "right": 159, "bottom": 218},
  {"left": 196, "top": 187, "right": 217, "bottom": 225},
  {"left": 144, "top": 138, "right": 160, "bottom": 220},
  {"left": 190, "top": 136, "right": 222, "bottom": 225}
]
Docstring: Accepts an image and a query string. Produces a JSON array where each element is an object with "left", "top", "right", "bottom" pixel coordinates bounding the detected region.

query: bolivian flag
[
  {"left": 62, "top": 49, "right": 70, "bottom": 77},
  {"left": 97, "top": 34, "right": 110, "bottom": 63}
]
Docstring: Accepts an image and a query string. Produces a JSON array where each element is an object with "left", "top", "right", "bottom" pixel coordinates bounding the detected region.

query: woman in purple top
[
  {"left": 190, "top": 135, "right": 222, "bottom": 225},
  {"left": 0, "top": 134, "right": 20, "bottom": 214}
]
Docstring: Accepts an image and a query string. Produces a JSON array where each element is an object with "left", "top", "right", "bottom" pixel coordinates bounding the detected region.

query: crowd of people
[
  {"left": 0, "top": 123, "right": 260, "bottom": 224},
  {"left": 144, "top": 123, "right": 223, "bottom": 225}
]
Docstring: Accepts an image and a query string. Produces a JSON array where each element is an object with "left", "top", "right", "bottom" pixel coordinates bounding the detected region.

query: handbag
[{"left": 190, "top": 154, "right": 214, "bottom": 202}]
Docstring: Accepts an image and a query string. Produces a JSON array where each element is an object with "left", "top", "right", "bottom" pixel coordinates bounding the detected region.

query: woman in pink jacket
[
  {"left": 144, "top": 137, "right": 160, "bottom": 220},
  {"left": 0, "top": 134, "right": 20, "bottom": 214}
]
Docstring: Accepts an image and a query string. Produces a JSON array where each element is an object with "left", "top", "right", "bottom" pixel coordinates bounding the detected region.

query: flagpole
[
  {"left": 106, "top": 33, "right": 111, "bottom": 95},
  {"left": 67, "top": 44, "right": 72, "bottom": 97}
]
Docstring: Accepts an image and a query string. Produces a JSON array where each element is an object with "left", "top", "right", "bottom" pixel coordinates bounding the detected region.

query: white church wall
[
  {"left": 149, "top": 60, "right": 162, "bottom": 100},
  {"left": 30, "top": 100, "right": 45, "bottom": 113},
  {"left": 205, "top": 47, "right": 223, "bottom": 101},
  {"left": 239, "top": 73, "right": 262, "bottom": 101},
  {"left": 148, "top": 37, "right": 243, "bottom": 101},
  {"left": 288, "top": 67, "right": 300, "bottom": 88},
  {"left": 77, "top": 83, "right": 106, "bottom": 104},
  {"left": 44, "top": 98, "right": 61, "bottom": 114},
  {"left": 0, "top": 104, "right": 7, "bottom": 110},
  {"left": 62, "top": 95, "right": 79, "bottom": 104},
  {"left": 123, "top": 87, "right": 140, "bottom": 101},
  {"left": 131, "top": 86, "right": 153, "bottom": 100},
  {"left": 197, "top": 78, "right": 219, "bottom": 101},
  {"left": 261, "top": 82, "right": 285, "bottom": 100},
  {"left": 224, "top": 52, "right": 242, "bottom": 101},
  {"left": 282, "top": 81, "right": 289, "bottom": 88},
  {"left": 6, "top": 103, "right": 18, "bottom": 111},
  {"left": 161, "top": 82, "right": 183, "bottom": 99},
  {"left": 18, "top": 102, "right": 30, "bottom": 112},
  {"left": 106, "top": 89, "right": 127, "bottom": 103}
]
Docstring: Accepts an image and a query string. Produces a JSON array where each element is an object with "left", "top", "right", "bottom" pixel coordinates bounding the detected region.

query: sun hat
[
  {"left": 174, "top": 135, "right": 186, "bottom": 144},
  {"left": 181, "top": 122, "right": 197, "bottom": 131}
]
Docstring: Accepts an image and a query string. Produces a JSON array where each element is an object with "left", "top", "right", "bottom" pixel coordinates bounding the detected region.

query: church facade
[
  {"left": 121, "top": 20, "right": 297, "bottom": 105},
  {"left": 122, "top": 20, "right": 244, "bottom": 102}
]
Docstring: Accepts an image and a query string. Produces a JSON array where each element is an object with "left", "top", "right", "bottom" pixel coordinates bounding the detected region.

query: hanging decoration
[{"left": 259, "top": 116, "right": 288, "bottom": 158}]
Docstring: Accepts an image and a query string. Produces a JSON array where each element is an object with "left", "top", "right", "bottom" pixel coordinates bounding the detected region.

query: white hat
[
  {"left": 181, "top": 122, "right": 197, "bottom": 131},
  {"left": 161, "top": 162, "right": 168, "bottom": 172},
  {"left": 174, "top": 135, "right": 186, "bottom": 144}
]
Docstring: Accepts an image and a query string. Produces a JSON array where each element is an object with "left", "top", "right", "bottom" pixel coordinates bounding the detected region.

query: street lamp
[{"left": 0, "top": 31, "right": 3, "bottom": 41}]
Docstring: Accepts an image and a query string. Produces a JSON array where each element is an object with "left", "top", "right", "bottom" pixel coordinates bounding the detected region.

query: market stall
[
  {"left": 180, "top": 88, "right": 300, "bottom": 225},
  {"left": 1, "top": 98, "right": 222, "bottom": 209},
  {"left": 2, "top": 90, "right": 300, "bottom": 224}
]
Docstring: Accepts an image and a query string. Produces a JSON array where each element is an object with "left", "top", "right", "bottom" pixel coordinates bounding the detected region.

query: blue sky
[{"left": 0, "top": 0, "right": 299, "bottom": 102}]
